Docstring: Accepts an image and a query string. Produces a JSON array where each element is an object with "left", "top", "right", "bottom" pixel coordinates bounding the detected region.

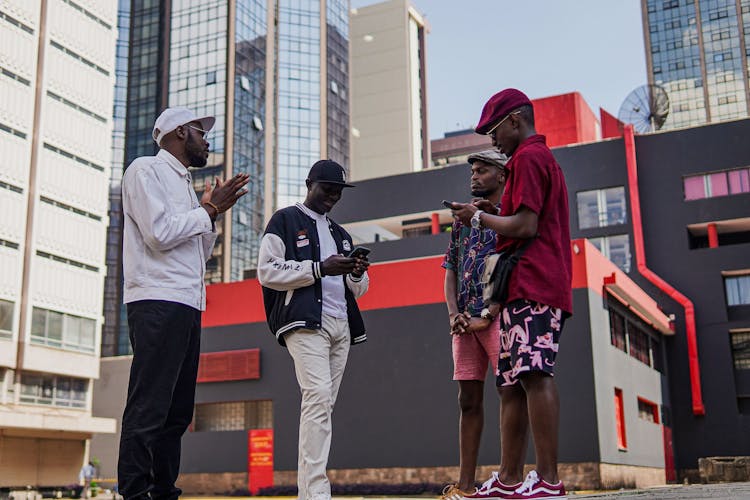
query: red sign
[{"left": 248, "top": 429, "right": 274, "bottom": 494}]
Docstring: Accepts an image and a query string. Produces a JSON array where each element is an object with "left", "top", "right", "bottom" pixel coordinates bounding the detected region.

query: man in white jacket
[
  {"left": 258, "top": 159, "right": 369, "bottom": 500},
  {"left": 119, "top": 107, "right": 249, "bottom": 500}
]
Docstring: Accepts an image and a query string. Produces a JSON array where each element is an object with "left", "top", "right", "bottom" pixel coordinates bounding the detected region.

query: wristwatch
[
  {"left": 480, "top": 307, "right": 495, "bottom": 322},
  {"left": 470, "top": 210, "right": 484, "bottom": 229}
]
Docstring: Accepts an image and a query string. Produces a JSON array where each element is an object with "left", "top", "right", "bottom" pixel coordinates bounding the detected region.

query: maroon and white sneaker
[
  {"left": 509, "top": 470, "right": 566, "bottom": 499},
  {"left": 462, "top": 472, "right": 521, "bottom": 500}
]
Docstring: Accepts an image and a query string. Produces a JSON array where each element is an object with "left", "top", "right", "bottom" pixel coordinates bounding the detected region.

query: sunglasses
[{"left": 485, "top": 110, "right": 521, "bottom": 136}]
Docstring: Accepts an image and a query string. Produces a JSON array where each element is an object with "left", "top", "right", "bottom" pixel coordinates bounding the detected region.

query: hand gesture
[
  {"left": 450, "top": 312, "right": 470, "bottom": 335},
  {"left": 351, "top": 255, "right": 370, "bottom": 278},
  {"left": 450, "top": 202, "right": 478, "bottom": 226},
  {"left": 472, "top": 198, "right": 498, "bottom": 215},
  {"left": 320, "top": 254, "right": 356, "bottom": 277},
  {"left": 201, "top": 173, "right": 250, "bottom": 218}
]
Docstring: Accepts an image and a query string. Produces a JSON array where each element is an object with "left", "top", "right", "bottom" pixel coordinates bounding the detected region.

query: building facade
[
  {"left": 101, "top": 0, "right": 351, "bottom": 356},
  {"left": 94, "top": 117, "right": 750, "bottom": 491},
  {"left": 349, "top": 0, "right": 429, "bottom": 181},
  {"left": 0, "top": 0, "right": 116, "bottom": 485},
  {"left": 642, "top": 0, "right": 750, "bottom": 129}
]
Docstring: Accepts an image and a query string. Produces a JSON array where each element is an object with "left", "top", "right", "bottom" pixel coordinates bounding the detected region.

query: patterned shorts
[{"left": 496, "top": 299, "right": 565, "bottom": 387}]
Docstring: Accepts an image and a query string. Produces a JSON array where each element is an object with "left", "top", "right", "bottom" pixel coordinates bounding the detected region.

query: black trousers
[{"left": 118, "top": 300, "right": 201, "bottom": 500}]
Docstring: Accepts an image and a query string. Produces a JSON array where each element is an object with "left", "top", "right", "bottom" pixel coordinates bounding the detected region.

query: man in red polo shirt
[{"left": 452, "top": 89, "right": 572, "bottom": 499}]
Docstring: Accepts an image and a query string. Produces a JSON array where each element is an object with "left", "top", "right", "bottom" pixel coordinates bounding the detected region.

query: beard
[
  {"left": 471, "top": 188, "right": 492, "bottom": 197},
  {"left": 186, "top": 135, "right": 208, "bottom": 168}
]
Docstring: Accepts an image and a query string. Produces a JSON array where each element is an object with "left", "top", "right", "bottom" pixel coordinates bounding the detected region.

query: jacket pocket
[{"left": 284, "top": 289, "right": 294, "bottom": 306}]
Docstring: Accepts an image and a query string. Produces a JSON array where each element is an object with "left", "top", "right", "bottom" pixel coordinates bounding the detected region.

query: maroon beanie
[{"left": 474, "top": 88, "right": 532, "bottom": 135}]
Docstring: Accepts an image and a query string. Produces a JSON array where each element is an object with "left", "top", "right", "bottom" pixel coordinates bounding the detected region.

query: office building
[
  {"left": 94, "top": 115, "right": 750, "bottom": 490},
  {"left": 349, "top": 0, "right": 429, "bottom": 180},
  {"left": 642, "top": 0, "right": 750, "bottom": 129},
  {"left": 101, "top": 0, "right": 351, "bottom": 355},
  {"left": 0, "top": 0, "right": 117, "bottom": 484}
]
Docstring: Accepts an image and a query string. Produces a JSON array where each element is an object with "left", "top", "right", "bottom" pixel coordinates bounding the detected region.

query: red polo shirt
[{"left": 496, "top": 134, "right": 572, "bottom": 314}]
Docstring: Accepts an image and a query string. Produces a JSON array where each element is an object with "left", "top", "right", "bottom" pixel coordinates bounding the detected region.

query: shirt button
[{"left": 317, "top": 299, "right": 321, "bottom": 302}]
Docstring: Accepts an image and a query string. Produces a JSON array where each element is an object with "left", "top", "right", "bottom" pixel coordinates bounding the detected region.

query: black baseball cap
[{"left": 307, "top": 159, "right": 355, "bottom": 188}]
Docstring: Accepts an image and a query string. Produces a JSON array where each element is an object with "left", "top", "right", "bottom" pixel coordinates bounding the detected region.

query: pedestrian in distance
[
  {"left": 118, "top": 107, "right": 250, "bottom": 500},
  {"left": 452, "top": 89, "right": 573, "bottom": 499},
  {"left": 441, "top": 149, "right": 508, "bottom": 500},
  {"left": 257, "top": 159, "right": 370, "bottom": 500},
  {"left": 79, "top": 461, "right": 96, "bottom": 499}
]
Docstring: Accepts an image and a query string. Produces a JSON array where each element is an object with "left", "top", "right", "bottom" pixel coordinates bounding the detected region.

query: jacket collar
[{"left": 157, "top": 149, "right": 190, "bottom": 178}]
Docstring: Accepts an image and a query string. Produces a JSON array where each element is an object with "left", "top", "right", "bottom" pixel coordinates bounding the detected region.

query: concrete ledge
[
  {"left": 699, "top": 456, "right": 750, "bottom": 483},
  {"left": 177, "top": 462, "right": 666, "bottom": 494}
]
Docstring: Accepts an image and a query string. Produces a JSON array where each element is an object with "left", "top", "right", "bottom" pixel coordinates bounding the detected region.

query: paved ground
[{"left": 570, "top": 482, "right": 750, "bottom": 498}]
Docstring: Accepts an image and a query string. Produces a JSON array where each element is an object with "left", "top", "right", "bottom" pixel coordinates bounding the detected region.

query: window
[
  {"left": 614, "top": 388, "right": 627, "bottom": 450},
  {"left": 725, "top": 275, "right": 750, "bottom": 306},
  {"left": 590, "top": 234, "right": 631, "bottom": 273},
  {"left": 684, "top": 168, "right": 750, "bottom": 200},
  {"left": 193, "top": 400, "right": 273, "bottom": 432},
  {"left": 577, "top": 186, "right": 627, "bottom": 229},
  {"left": 637, "top": 398, "right": 660, "bottom": 423},
  {"left": 19, "top": 373, "right": 87, "bottom": 408},
  {"left": 730, "top": 330, "right": 750, "bottom": 369},
  {"left": 608, "top": 305, "right": 662, "bottom": 371},
  {"left": 663, "top": 0, "right": 679, "bottom": 9},
  {"left": 0, "top": 299, "right": 13, "bottom": 339},
  {"left": 609, "top": 309, "right": 627, "bottom": 352},
  {"left": 206, "top": 70, "right": 216, "bottom": 85},
  {"left": 30, "top": 307, "right": 96, "bottom": 352}
]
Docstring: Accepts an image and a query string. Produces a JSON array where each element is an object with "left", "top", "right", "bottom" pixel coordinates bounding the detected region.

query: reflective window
[
  {"left": 683, "top": 166, "right": 750, "bottom": 199},
  {"left": 0, "top": 299, "right": 12, "bottom": 339},
  {"left": 637, "top": 398, "right": 660, "bottom": 423},
  {"left": 608, "top": 305, "right": 662, "bottom": 371},
  {"left": 20, "top": 373, "right": 88, "bottom": 408},
  {"left": 590, "top": 234, "right": 631, "bottom": 273},
  {"left": 30, "top": 307, "right": 96, "bottom": 353},
  {"left": 725, "top": 274, "right": 750, "bottom": 306},
  {"left": 577, "top": 187, "right": 627, "bottom": 229}
]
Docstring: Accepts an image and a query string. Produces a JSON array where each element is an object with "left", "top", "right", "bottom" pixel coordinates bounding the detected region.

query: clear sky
[{"left": 350, "top": 0, "right": 648, "bottom": 139}]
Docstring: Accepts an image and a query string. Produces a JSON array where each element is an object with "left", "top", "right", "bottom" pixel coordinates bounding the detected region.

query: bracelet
[{"left": 205, "top": 201, "right": 221, "bottom": 214}]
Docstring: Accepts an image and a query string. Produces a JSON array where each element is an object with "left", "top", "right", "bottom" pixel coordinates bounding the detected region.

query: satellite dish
[{"left": 618, "top": 84, "right": 670, "bottom": 133}]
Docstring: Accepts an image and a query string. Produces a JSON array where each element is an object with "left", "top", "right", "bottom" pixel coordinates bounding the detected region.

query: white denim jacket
[{"left": 122, "top": 149, "right": 217, "bottom": 311}]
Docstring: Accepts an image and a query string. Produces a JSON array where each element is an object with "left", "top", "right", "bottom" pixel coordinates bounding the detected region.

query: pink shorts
[{"left": 452, "top": 316, "right": 501, "bottom": 381}]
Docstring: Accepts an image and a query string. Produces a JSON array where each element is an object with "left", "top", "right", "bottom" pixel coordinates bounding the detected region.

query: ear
[
  {"left": 305, "top": 179, "right": 312, "bottom": 190},
  {"left": 175, "top": 125, "right": 188, "bottom": 140}
]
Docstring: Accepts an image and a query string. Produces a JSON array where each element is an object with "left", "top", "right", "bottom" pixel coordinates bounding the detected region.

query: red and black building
[{"left": 93, "top": 118, "right": 750, "bottom": 493}]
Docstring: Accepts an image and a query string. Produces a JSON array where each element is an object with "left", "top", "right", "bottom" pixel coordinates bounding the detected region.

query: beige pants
[{"left": 285, "top": 314, "right": 350, "bottom": 500}]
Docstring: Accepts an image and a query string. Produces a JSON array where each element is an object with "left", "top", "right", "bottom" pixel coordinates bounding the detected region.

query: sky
[{"left": 350, "top": 0, "right": 648, "bottom": 139}]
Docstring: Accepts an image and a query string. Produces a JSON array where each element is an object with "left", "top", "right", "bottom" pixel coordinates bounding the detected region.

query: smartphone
[
  {"left": 442, "top": 200, "right": 456, "bottom": 209},
  {"left": 347, "top": 246, "right": 371, "bottom": 259}
]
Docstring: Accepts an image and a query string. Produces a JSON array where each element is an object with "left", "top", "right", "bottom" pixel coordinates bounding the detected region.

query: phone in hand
[
  {"left": 347, "top": 246, "right": 371, "bottom": 259},
  {"left": 442, "top": 200, "right": 457, "bottom": 209}
]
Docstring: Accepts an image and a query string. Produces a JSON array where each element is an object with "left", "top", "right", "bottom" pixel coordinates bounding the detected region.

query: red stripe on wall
[{"left": 203, "top": 257, "right": 448, "bottom": 328}]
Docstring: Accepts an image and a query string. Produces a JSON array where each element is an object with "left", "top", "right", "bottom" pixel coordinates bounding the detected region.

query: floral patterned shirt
[{"left": 442, "top": 211, "right": 499, "bottom": 317}]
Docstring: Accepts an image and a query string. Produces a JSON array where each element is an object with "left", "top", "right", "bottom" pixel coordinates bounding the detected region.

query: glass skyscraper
[
  {"left": 101, "top": 0, "right": 350, "bottom": 355},
  {"left": 643, "top": 0, "right": 750, "bottom": 129}
]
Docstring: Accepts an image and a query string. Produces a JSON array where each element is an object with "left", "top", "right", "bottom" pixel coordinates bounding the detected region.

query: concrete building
[
  {"left": 101, "top": 0, "right": 353, "bottom": 356},
  {"left": 350, "top": 0, "right": 429, "bottom": 180},
  {"left": 0, "top": 0, "right": 116, "bottom": 486},
  {"left": 642, "top": 0, "right": 750, "bottom": 129}
]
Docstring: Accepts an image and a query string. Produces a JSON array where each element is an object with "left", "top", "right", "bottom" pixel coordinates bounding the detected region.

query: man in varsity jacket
[{"left": 257, "top": 159, "right": 370, "bottom": 500}]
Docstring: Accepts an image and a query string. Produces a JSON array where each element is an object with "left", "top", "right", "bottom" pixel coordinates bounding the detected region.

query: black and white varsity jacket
[{"left": 257, "top": 203, "right": 369, "bottom": 346}]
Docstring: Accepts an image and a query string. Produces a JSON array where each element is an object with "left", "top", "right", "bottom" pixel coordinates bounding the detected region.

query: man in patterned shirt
[{"left": 441, "top": 149, "right": 507, "bottom": 500}]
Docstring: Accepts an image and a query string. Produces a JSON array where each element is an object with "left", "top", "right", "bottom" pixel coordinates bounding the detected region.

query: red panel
[
  {"left": 623, "top": 125, "right": 705, "bottom": 416},
  {"left": 197, "top": 349, "right": 260, "bottom": 383},
  {"left": 600, "top": 108, "right": 624, "bottom": 139},
  {"left": 248, "top": 429, "right": 274, "bottom": 494},
  {"left": 533, "top": 92, "right": 599, "bottom": 148},
  {"left": 707, "top": 223, "right": 718, "bottom": 248},
  {"left": 614, "top": 388, "right": 627, "bottom": 450},
  {"left": 203, "top": 279, "right": 266, "bottom": 328}
]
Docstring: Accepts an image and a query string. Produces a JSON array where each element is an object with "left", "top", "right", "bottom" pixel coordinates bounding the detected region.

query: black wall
[{"left": 187, "top": 291, "right": 599, "bottom": 474}]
